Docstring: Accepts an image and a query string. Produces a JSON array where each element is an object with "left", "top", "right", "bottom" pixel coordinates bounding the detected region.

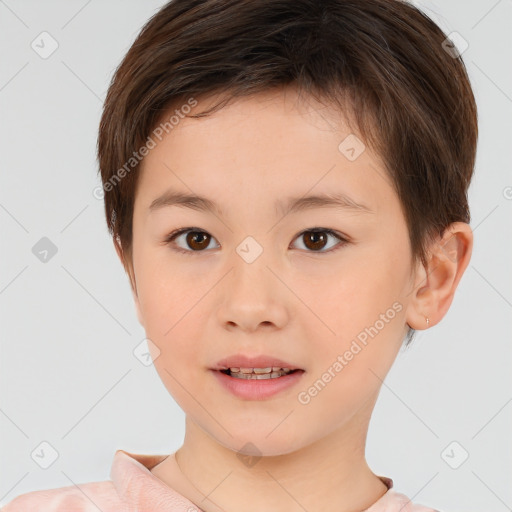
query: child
[{"left": 2, "top": 0, "right": 477, "bottom": 510}]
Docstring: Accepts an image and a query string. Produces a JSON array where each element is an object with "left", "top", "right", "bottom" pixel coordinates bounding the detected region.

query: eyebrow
[{"left": 148, "top": 189, "right": 374, "bottom": 217}]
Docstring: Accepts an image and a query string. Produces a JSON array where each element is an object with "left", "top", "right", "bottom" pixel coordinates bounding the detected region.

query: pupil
[
  {"left": 305, "top": 231, "right": 326, "bottom": 250},
  {"left": 187, "top": 231, "right": 209, "bottom": 250}
]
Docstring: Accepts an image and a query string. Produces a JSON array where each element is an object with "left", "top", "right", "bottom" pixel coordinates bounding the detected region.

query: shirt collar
[
  {"left": 110, "top": 449, "right": 203, "bottom": 511},
  {"left": 110, "top": 449, "right": 394, "bottom": 511}
]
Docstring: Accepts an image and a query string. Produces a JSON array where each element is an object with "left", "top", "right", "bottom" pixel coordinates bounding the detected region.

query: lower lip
[{"left": 211, "top": 370, "right": 305, "bottom": 400}]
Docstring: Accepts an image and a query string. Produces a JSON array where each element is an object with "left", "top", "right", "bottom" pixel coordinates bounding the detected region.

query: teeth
[
  {"left": 229, "top": 367, "right": 291, "bottom": 374},
  {"left": 239, "top": 367, "right": 256, "bottom": 374},
  {"left": 253, "top": 367, "right": 272, "bottom": 374},
  {"left": 231, "top": 371, "right": 287, "bottom": 379},
  {"left": 226, "top": 367, "right": 294, "bottom": 379}
]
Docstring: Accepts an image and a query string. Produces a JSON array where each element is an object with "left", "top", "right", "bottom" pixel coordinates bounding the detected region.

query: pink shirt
[{"left": 1, "top": 449, "right": 439, "bottom": 511}]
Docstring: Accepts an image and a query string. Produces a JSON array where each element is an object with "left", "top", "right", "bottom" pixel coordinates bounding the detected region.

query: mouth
[
  {"left": 212, "top": 354, "right": 305, "bottom": 380},
  {"left": 218, "top": 367, "right": 304, "bottom": 380},
  {"left": 211, "top": 363, "right": 305, "bottom": 400}
]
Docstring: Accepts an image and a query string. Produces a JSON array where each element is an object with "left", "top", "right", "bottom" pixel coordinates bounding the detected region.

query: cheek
[
  {"left": 290, "top": 248, "right": 408, "bottom": 392},
  {"left": 138, "top": 267, "right": 203, "bottom": 401},
  {"left": 135, "top": 244, "right": 194, "bottom": 328},
  {"left": 139, "top": 278, "right": 202, "bottom": 355},
  {"left": 133, "top": 254, "right": 202, "bottom": 376},
  {"left": 292, "top": 249, "right": 403, "bottom": 331}
]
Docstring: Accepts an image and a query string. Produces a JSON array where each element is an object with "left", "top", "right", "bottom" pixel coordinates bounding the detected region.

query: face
[{"left": 126, "top": 88, "right": 420, "bottom": 456}]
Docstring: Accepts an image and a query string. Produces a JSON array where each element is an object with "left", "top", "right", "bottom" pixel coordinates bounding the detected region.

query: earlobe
[
  {"left": 405, "top": 222, "right": 473, "bottom": 330},
  {"left": 405, "top": 261, "right": 433, "bottom": 330}
]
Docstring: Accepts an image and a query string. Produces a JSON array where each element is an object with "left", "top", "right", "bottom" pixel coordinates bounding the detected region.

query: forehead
[{"left": 136, "top": 89, "right": 394, "bottom": 218}]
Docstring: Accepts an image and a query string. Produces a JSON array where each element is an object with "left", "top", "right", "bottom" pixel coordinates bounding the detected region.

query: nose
[{"left": 216, "top": 247, "right": 290, "bottom": 333}]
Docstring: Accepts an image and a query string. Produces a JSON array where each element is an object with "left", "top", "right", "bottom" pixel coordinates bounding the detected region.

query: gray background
[{"left": 0, "top": 0, "right": 511, "bottom": 510}]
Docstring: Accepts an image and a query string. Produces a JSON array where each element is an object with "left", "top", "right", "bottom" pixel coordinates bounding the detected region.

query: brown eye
[
  {"left": 165, "top": 228, "right": 219, "bottom": 254},
  {"left": 292, "top": 229, "right": 347, "bottom": 253},
  {"left": 185, "top": 231, "right": 211, "bottom": 250},
  {"left": 302, "top": 231, "right": 328, "bottom": 251},
  {"left": 166, "top": 227, "right": 348, "bottom": 255}
]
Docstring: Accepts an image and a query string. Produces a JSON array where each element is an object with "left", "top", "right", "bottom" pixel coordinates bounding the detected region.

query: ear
[
  {"left": 405, "top": 222, "right": 473, "bottom": 330},
  {"left": 113, "top": 236, "right": 145, "bottom": 327}
]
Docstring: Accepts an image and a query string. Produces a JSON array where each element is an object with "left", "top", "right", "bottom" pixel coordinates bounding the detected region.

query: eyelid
[
  {"left": 164, "top": 227, "right": 349, "bottom": 254},
  {"left": 164, "top": 226, "right": 220, "bottom": 255},
  {"left": 289, "top": 228, "right": 348, "bottom": 252}
]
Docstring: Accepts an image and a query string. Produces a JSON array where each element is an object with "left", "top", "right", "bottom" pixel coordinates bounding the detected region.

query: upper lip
[{"left": 212, "top": 354, "right": 303, "bottom": 371}]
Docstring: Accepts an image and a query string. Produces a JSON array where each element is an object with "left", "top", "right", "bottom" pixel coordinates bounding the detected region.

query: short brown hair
[{"left": 97, "top": 0, "right": 478, "bottom": 346}]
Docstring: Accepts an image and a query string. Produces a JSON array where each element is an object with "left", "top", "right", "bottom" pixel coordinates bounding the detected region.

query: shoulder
[{"left": 1, "top": 480, "right": 121, "bottom": 512}]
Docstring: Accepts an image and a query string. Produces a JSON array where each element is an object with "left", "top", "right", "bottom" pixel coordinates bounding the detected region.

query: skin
[{"left": 115, "top": 87, "right": 473, "bottom": 512}]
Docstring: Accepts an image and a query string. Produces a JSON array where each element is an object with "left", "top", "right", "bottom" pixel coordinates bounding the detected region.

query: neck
[{"left": 159, "top": 400, "right": 388, "bottom": 512}]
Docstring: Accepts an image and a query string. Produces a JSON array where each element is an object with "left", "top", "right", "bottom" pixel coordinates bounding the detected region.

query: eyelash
[{"left": 163, "top": 227, "right": 349, "bottom": 256}]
